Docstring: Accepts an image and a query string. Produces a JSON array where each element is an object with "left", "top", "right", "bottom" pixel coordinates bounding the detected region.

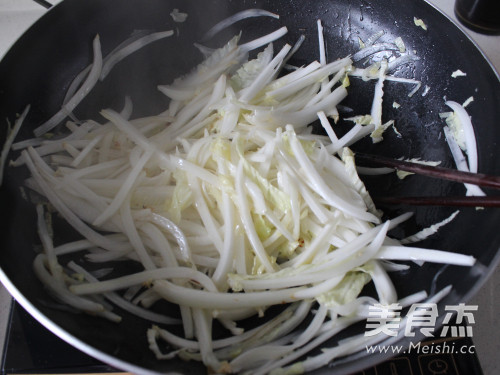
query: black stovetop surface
[{"left": 1, "top": 300, "right": 484, "bottom": 375}]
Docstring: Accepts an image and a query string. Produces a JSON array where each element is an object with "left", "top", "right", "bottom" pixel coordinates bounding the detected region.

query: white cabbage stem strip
[
  {"left": 164, "top": 76, "right": 227, "bottom": 139},
  {"left": 252, "top": 315, "right": 362, "bottom": 375},
  {"left": 0, "top": 105, "right": 29, "bottom": 185},
  {"left": 150, "top": 214, "right": 192, "bottom": 263},
  {"left": 11, "top": 136, "right": 44, "bottom": 151},
  {"left": 151, "top": 302, "right": 300, "bottom": 357},
  {"left": 202, "top": 9, "right": 280, "bottom": 41},
  {"left": 119, "top": 195, "right": 156, "bottom": 270},
  {"left": 93, "top": 148, "right": 153, "bottom": 226},
  {"left": 401, "top": 210, "right": 459, "bottom": 245},
  {"left": 240, "top": 27, "right": 288, "bottom": 52},
  {"left": 287, "top": 223, "right": 334, "bottom": 267},
  {"left": 63, "top": 31, "right": 174, "bottom": 106},
  {"left": 327, "top": 123, "right": 375, "bottom": 154},
  {"left": 244, "top": 179, "right": 295, "bottom": 243},
  {"left": 291, "top": 287, "right": 451, "bottom": 374},
  {"left": 282, "top": 34, "right": 306, "bottom": 68},
  {"left": 370, "top": 60, "right": 388, "bottom": 143},
  {"left": 140, "top": 228, "right": 178, "bottom": 267},
  {"left": 317, "top": 19, "right": 327, "bottom": 66},
  {"left": 442, "top": 101, "right": 483, "bottom": 197},
  {"left": 235, "top": 160, "right": 276, "bottom": 272},
  {"left": 387, "top": 53, "right": 420, "bottom": 72},
  {"left": 63, "top": 65, "right": 92, "bottom": 107},
  {"left": 36, "top": 204, "right": 64, "bottom": 283},
  {"left": 119, "top": 96, "right": 133, "bottom": 120},
  {"left": 70, "top": 266, "right": 219, "bottom": 295},
  {"left": 271, "top": 60, "right": 321, "bottom": 90},
  {"left": 443, "top": 126, "right": 485, "bottom": 196},
  {"left": 68, "top": 261, "right": 180, "bottom": 325},
  {"left": 100, "top": 30, "right": 174, "bottom": 80},
  {"left": 187, "top": 174, "right": 225, "bottom": 255},
  {"left": 34, "top": 254, "right": 112, "bottom": 317},
  {"left": 365, "top": 30, "right": 385, "bottom": 47},
  {"left": 23, "top": 149, "right": 130, "bottom": 252},
  {"left": 211, "top": 182, "right": 236, "bottom": 288},
  {"left": 377, "top": 246, "right": 476, "bottom": 266},
  {"left": 230, "top": 221, "right": 390, "bottom": 290},
  {"left": 229, "top": 303, "right": 327, "bottom": 372},
  {"left": 287, "top": 127, "right": 378, "bottom": 223},
  {"left": 34, "top": 35, "right": 103, "bottom": 137},
  {"left": 317, "top": 111, "right": 338, "bottom": 143},
  {"left": 67, "top": 158, "right": 128, "bottom": 179},
  {"left": 152, "top": 280, "right": 306, "bottom": 310},
  {"left": 100, "top": 109, "right": 160, "bottom": 157},
  {"left": 53, "top": 234, "right": 129, "bottom": 256},
  {"left": 445, "top": 100, "right": 478, "bottom": 173},
  {"left": 356, "top": 166, "right": 394, "bottom": 175},
  {"left": 70, "top": 134, "right": 103, "bottom": 167}
]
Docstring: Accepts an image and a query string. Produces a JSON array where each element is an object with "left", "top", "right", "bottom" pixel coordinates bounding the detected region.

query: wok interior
[{"left": 0, "top": 0, "right": 499, "bottom": 373}]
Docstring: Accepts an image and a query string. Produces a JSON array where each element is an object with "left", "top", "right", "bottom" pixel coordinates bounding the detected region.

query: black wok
[{"left": 0, "top": 0, "right": 499, "bottom": 374}]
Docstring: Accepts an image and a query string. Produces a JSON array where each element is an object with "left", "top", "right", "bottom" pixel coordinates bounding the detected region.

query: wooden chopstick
[
  {"left": 355, "top": 152, "right": 500, "bottom": 207},
  {"left": 374, "top": 196, "right": 500, "bottom": 207},
  {"left": 355, "top": 152, "right": 500, "bottom": 190},
  {"left": 32, "top": 0, "right": 53, "bottom": 9}
]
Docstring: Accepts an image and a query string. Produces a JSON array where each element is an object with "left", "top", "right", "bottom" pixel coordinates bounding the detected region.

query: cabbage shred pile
[{"left": 8, "top": 15, "right": 476, "bottom": 375}]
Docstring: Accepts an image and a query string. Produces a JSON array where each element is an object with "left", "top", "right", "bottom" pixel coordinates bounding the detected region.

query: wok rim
[{"left": 0, "top": 268, "right": 164, "bottom": 375}]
